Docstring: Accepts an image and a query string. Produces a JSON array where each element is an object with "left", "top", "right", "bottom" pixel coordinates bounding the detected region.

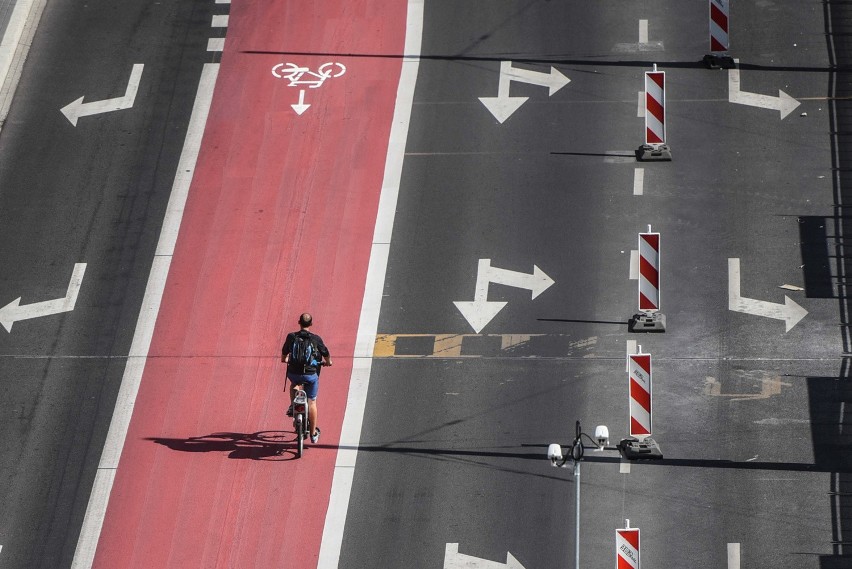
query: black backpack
[{"left": 290, "top": 332, "right": 320, "bottom": 372}]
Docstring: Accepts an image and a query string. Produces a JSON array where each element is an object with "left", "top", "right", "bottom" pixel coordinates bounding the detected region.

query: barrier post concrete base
[
  {"left": 629, "top": 311, "right": 666, "bottom": 333},
  {"left": 636, "top": 144, "right": 672, "bottom": 161}
]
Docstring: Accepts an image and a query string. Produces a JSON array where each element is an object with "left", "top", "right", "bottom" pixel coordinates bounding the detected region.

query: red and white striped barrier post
[
  {"left": 628, "top": 352, "right": 652, "bottom": 438},
  {"left": 630, "top": 228, "right": 666, "bottom": 332},
  {"left": 710, "top": 0, "right": 730, "bottom": 52},
  {"left": 638, "top": 231, "right": 659, "bottom": 312},
  {"left": 638, "top": 65, "right": 671, "bottom": 161},
  {"left": 645, "top": 69, "right": 665, "bottom": 146},
  {"left": 704, "top": 0, "right": 735, "bottom": 68},
  {"left": 616, "top": 524, "right": 640, "bottom": 569}
]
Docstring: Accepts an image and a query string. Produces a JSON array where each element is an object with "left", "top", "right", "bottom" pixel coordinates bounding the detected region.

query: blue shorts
[{"left": 287, "top": 372, "right": 319, "bottom": 400}]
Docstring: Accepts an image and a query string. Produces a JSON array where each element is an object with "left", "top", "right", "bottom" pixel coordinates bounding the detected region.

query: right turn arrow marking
[
  {"left": 728, "top": 59, "right": 800, "bottom": 119},
  {"left": 454, "top": 259, "right": 554, "bottom": 333},
  {"left": 444, "top": 544, "right": 526, "bottom": 569},
  {"left": 479, "top": 60, "right": 570, "bottom": 123},
  {"left": 728, "top": 258, "right": 807, "bottom": 332}
]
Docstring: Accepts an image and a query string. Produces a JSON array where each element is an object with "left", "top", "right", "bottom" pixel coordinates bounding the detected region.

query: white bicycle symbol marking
[{"left": 271, "top": 62, "right": 347, "bottom": 88}]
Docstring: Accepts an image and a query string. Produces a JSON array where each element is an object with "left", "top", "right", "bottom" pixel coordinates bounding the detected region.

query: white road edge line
[
  {"left": 0, "top": 0, "right": 48, "bottom": 134},
  {"left": 70, "top": 63, "right": 220, "bottom": 569},
  {"left": 316, "top": 1, "right": 422, "bottom": 567},
  {"left": 633, "top": 167, "right": 644, "bottom": 195}
]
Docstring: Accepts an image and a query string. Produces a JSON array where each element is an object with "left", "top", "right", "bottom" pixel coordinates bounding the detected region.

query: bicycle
[{"left": 289, "top": 362, "right": 325, "bottom": 458}]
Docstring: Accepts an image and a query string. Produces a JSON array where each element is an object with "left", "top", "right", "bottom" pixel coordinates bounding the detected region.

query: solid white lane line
[
  {"left": 211, "top": 15, "right": 229, "bottom": 27},
  {"left": 637, "top": 91, "right": 644, "bottom": 117},
  {"left": 728, "top": 543, "right": 740, "bottom": 569},
  {"left": 0, "top": 0, "right": 48, "bottom": 133},
  {"left": 633, "top": 168, "right": 644, "bottom": 195},
  {"left": 71, "top": 63, "right": 220, "bottom": 569},
  {"left": 317, "top": 1, "right": 423, "bottom": 567},
  {"left": 0, "top": 0, "right": 34, "bottom": 89},
  {"left": 639, "top": 20, "right": 648, "bottom": 44}
]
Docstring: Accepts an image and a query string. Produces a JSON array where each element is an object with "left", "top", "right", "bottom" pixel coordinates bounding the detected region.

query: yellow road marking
[{"left": 373, "top": 333, "right": 597, "bottom": 358}]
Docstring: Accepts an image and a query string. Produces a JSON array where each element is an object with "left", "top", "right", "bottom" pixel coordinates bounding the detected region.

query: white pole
[{"left": 574, "top": 461, "right": 581, "bottom": 569}]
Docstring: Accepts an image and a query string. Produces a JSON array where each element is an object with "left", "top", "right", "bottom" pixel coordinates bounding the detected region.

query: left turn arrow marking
[
  {"left": 0, "top": 263, "right": 87, "bottom": 332},
  {"left": 61, "top": 64, "right": 144, "bottom": 126}
]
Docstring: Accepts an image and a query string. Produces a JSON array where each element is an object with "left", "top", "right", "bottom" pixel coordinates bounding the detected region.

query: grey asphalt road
[
  {"left": 0, "top": 1, "right": 221, "bottom": 567},
  {"left": 338, "top": 1, "right": 849, "bottom": 568}
]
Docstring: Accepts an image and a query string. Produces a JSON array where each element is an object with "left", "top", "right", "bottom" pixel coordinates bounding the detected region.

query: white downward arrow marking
[
  {"left": 61, "top": 64, "right": 144, "bottom": 126},
  {"left": 444, "top": 544, "right": 526, "bottom": 569},
  {"left": 728, "top": 258, "right": 807, "bottom": 332},
  {"left": 728, "top": 59, "right": 800, "bottom": 119},
  {"left": 454, "top": 259, "right": 554, "bottom": 333},
  {"left": 0, "top": 263, "right": 87, "bottom": 332},
  {"left": 291, "top": 89, "right": 311, "bottom": 115},
  {"left": 479, "top": 60, "right": 570, "bottom": 123}
]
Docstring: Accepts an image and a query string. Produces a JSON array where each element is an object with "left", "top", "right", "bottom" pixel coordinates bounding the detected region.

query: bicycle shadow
[{"left": 146, "top": 431, "right": 307, "bottom": 461}]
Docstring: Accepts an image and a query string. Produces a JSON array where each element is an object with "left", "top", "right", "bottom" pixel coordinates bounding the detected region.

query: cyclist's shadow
[{"left": 147, "top": 431, "right": 304, "bottom": 461}]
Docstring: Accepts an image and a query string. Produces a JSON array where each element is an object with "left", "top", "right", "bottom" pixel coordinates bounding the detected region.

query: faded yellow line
[
  {"left": 433, "top": 334, "right": 465, "bottom": 357},
  {"left": 373, "top": 333, "right": 593, "bottom": 358},
  {"left": 373, "top": 334, "right": 398, "bottom": 357}
]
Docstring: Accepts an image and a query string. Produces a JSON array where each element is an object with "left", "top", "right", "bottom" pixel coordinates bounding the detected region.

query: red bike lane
[{"left": 92, "top": 2, "right": 407, "bottom": 567}]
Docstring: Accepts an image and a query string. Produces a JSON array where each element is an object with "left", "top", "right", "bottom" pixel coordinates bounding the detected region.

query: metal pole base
[
  {"left": 636, "top": 144, "right": 672, "bottom": 161},
  {"left": 618, "top": 436, "right": 664, "bottom": 460},
  {"left": 628, "top": 312, "right": 666, "bottom": 333},
  {"left": 702, "top": 53, "right": 735, "bottom": 69}
]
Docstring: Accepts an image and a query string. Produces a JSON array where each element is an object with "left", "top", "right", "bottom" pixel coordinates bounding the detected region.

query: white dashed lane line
[{"left": 633, "top": 167, "right": 644, "bottom": 195}]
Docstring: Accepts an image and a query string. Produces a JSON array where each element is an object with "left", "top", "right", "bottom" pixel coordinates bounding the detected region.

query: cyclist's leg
[
  {"left": 289, "top": 381, "right": 301, "bottom": 404},
  {"left": 302, "top": 374, "right": 320, "bottom": 436},
  {"left": 308, "top": 399, "right": 318, "bottom": 437},
  {"left": 286, "top": 372, "right": 304, "bottom": 406}
]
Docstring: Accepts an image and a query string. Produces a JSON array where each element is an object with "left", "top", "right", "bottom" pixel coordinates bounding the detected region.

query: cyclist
[{"left": 282, "top": 313, "right": 331, "bottom": 444}]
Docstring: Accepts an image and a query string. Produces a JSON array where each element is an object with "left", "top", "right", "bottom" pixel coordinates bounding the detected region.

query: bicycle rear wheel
[{"left": 296, "top": 414, "right": 305, "bottom": 458}]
